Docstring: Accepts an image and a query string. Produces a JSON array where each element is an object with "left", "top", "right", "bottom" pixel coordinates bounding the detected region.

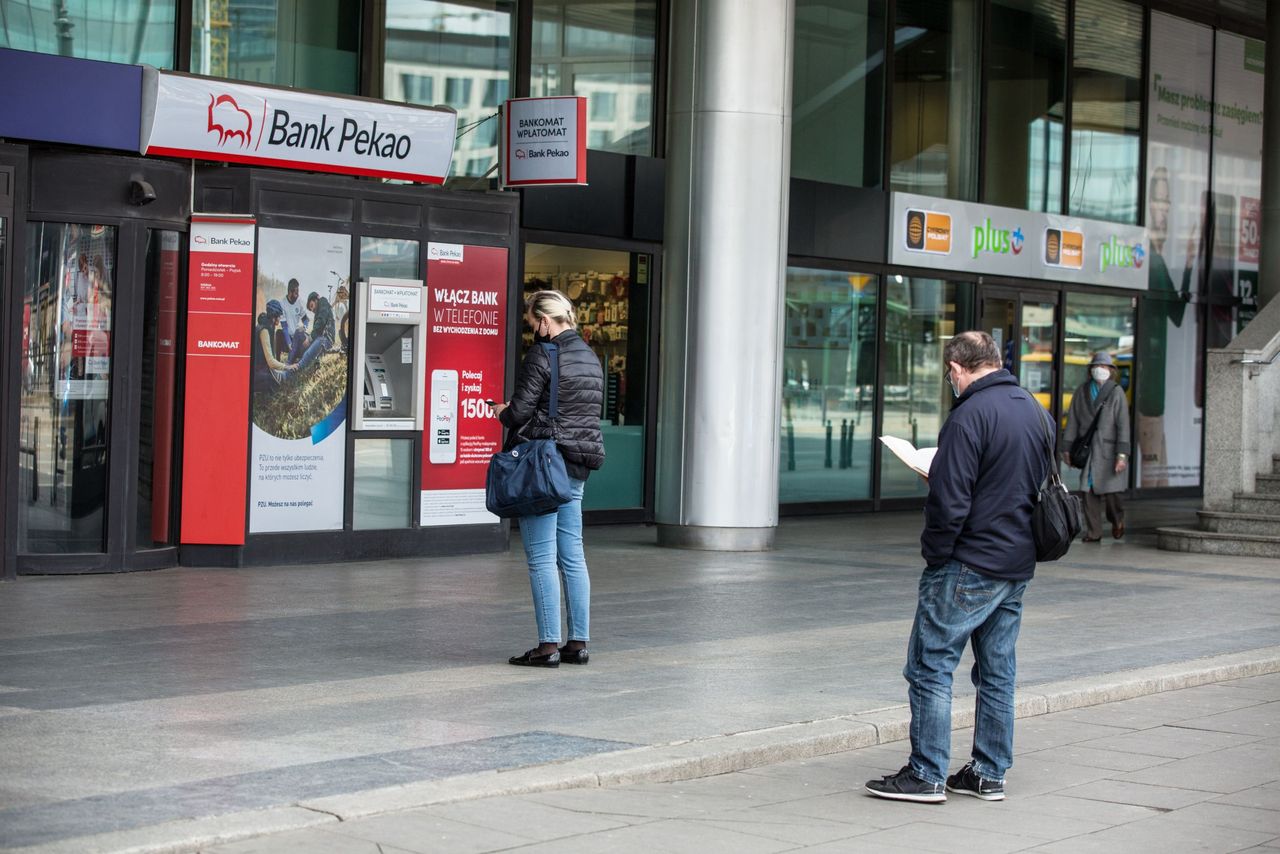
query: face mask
[
  {"left": 1091, "top": 366, "right": 1110, "bottom": 383},
  {"left": 945, "top": 372, "right": 960, "bottom": 399},
  {"left": 533, "top": 319, "right": 552, "bottom": 343}
]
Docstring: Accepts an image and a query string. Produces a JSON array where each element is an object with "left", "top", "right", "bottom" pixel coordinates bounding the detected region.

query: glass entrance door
[
  {"left": 16, "top": 222, "right": 182, "bottom": 568},
  {"left": 18, "top": 223, "right": 117, "bottom": 553},
  {"left": 978, "top": 288, "right": 1060, "bottom": 419}
]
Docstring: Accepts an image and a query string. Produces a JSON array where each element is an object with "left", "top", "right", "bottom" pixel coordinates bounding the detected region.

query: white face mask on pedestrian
[{"left": 1091, "top": 366, "right": 1110, "bottom": 383}]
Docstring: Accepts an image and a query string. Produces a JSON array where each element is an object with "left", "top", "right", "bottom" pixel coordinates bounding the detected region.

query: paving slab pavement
[
  {"left": 1, "top": 499, "right": 1279, "bottom": 851},
  {"left": 195, "top": 674, "right": 1280, "bottom": 854}
]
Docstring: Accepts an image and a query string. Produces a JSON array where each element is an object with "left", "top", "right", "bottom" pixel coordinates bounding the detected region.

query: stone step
[
  {"left": 1232, "top": 492, "right": 1280, "bottom": 515},
  {"left": 1254, "top": 474, "right": 1280, "bottom": 495},
  {"left": 1197, "top": 511, "right": 1280, "bottom": 537},
  {"left": 1156, "top": 526, "right": 1280, "bottom": 558}
]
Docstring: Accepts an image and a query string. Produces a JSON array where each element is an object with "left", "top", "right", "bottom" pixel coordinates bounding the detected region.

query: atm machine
[{"left": 352, "top": 278, "right": 427, "bottom": 431}]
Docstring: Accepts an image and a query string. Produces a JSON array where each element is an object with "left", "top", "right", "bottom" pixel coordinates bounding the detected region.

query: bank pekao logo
[
  {"left": 207, "top": 94, "right": 254, "bottom": 148},
  {"left": 971, "top": 218, "right": 1022, "bottom": 259},
  {"left": 1099, "top": 236, "right": 1146, "bottom": 273},
  {"left": 1043, "top": 228, "right": 1084, "bottom": 269},
  {"left": 904, "top": 209, "right": 952, "bottom": 255},
  {"left": 427, "top": 243, "right": 465, "bottom": 262}
]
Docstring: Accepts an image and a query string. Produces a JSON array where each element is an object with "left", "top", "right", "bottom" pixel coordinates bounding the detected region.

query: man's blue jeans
[
  {"left": 904, "top": 559, "right": 1028, "bottom": 785},
  {"left": 520, "top": 479, "right": 589, "bottom": 644}
]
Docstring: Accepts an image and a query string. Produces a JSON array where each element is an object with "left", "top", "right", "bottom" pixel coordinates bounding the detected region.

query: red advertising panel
[
  {"left": 421, "top": 243, "right": 509, "bottom": 525},
  {"left": 180, "top": 216, "right": 256, "bottom": 544}
]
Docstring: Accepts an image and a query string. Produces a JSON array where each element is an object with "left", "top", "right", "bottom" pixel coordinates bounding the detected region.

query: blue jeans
[
  {"left": 520, "top": 479, "right": 589, "bottom": 644},
  {"left": 295, "top": 335, "right": 329, "bottom": 371},
  {"left": 904, "top": 559, "right": 1028, "bottom": 785}
]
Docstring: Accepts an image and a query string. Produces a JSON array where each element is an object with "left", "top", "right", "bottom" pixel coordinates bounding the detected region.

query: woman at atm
[{"left": 493, "top": 290, "right": 605, "bottom": 668}]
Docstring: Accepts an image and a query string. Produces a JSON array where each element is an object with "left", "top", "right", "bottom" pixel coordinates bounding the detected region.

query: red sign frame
[{"left": 179, "top": 216, "right": 256, "bottom": 544}]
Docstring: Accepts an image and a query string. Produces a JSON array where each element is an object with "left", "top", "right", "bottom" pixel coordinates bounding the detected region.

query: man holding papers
[{"left": 866, "top": 331, "right": 1050, "bottom": 804}]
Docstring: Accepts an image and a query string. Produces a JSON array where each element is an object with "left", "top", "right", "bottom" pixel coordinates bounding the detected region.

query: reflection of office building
[{"left": 0, "top": 0, "right": 1269, "bottom": 575}]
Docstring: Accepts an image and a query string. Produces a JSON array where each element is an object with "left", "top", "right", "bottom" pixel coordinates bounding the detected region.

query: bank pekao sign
[
  {"left": 501, "top": 96, "right": 587, "bottom": 187},
  {"left": 140, "top": 70, "right": 458, "bottom": 183},
  {"left": 889, "top": 193, "right": 1149, "bottom": 289}
]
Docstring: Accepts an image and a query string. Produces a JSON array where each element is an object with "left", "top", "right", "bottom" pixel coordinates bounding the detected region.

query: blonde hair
[{"left": 526, "top": 289, "right": 577, "bottom": 329}]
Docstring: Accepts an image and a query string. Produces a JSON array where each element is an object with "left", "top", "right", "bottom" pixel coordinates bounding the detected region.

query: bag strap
[
  {"left": 540, "top": 341, "right": 560, "bottom": 420},
  {"left": 1031, "top": 394, "right": 1064, "bottom": 489},
  {"left": 1079, "top": 382, "right": 1117, "bottom": 444}
]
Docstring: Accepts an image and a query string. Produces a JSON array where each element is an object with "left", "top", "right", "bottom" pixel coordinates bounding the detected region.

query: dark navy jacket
[{"left": 921, "top": 369, "right": 1052, "bottom": 580}]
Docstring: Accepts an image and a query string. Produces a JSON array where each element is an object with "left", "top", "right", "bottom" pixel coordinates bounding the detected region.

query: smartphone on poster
[{"left": 429, "top": 369, "right": 459, "bottom": 464}]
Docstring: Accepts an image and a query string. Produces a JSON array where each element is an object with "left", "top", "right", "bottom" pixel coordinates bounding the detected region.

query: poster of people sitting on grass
[{"left": 249, "top": 228, "right": 351, "bottom": 533}]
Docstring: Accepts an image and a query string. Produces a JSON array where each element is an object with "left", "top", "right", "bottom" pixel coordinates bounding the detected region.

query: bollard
[{"left": 825, "top": 421, "right": 833, "bottom": 468}]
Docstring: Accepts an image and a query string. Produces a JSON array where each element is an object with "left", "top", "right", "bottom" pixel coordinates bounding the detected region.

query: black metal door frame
[
  {"left": 977, "top": 281, "right": 1066, "bottom": 427},
  {"left": 0, "top": 145, "right": 24, "bottom": 581}
]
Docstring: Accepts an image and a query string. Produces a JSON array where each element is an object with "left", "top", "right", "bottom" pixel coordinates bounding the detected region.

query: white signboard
[
  {"left": 140, "top": 70, "right": 458, "bottom": 184},
  {"left": 369, "top": 284, "right": 422, "bottom": 315},
  {"left": 502, "top": 96, "right": 587, "bottom": 186},
  {"left": 889, "top": 193, "right": 1150, "bottom": 289}
]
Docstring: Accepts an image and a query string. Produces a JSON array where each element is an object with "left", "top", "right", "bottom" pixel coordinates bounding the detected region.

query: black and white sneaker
[
  {"left": 864, "top": 766, "right": 946, "bottom": 803},
  {"left": 946, "top": 761, "right": 1005, "bottom": 801}
]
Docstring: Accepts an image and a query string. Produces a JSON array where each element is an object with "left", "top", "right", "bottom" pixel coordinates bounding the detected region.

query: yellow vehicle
[{"left": 1021, "top": 350, "right": 1133, "bottom": 421}]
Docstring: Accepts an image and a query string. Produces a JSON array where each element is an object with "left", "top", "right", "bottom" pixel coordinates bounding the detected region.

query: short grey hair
[{"left": 944, "top": 331, "right": 1002, "bottom": 371}]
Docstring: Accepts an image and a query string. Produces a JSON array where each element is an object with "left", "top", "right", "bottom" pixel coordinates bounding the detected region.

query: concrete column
[
  {"left": 656, "top": 0, "right": 795, "bottom": 550},
  {"left": 1261, "top": 4, "right": 1280, "bottom": 306}
]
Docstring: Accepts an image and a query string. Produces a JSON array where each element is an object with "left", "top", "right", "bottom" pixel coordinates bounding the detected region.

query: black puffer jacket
[{"left": 500, "top": 329, "right": 605, "bottom": 480}]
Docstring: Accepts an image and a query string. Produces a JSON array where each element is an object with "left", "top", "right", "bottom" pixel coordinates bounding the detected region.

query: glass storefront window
[
  {"left": 1210, "top": 29, "right": 1265, "bottom": 343},
  {"left": 890, "top": 0, "right": 981, "bottom": 200},
  {"left": 530, "top": 1, "right": 656, "bottom": 156},
  {"left": 780, "top": 268, "right": 878, "bottom": 504},
  {"left": 360, "top": 237, "right": 420, "bottom": 280},
  {"left": 983, "top": 0, "right": 1067, "bottom": 211},
  {"left": 880, "top": 277, "right": 964, "bottom": 499},
  {"left": 384, "top": 1, "right": 512, "bottom": 178},
  {"left": 523, "top": 244, "right": 650, "bottom": 511},
  {"left": 1062, "top": 293, "right": 1134, "bottom": 399},
  {"left": 0, "top": 0, "right": 176, "bottom": 66},
  {"left": 137, "top": 230, "right": 181, "bottom": 548},
  {"left": 191, "top": 0, "right": 360, "bottom": 94},
  {"left": 1140, "top": 13, "right": 1213, "bottom": 489},
  {"left": 1068, "top": 0, "right": 1142, "bottom": 223},
  {"left": 353, "top": 438, "right": 414, "bottom": 529},
  {"left": 1060, "top": 291, "right": 1134, "bottom": 478},
  {"left": 18, "top": 222, "right": 116, "bottom": 553},
  {"left": 792, "top": 0, "right": 885, "bottom": 188}
]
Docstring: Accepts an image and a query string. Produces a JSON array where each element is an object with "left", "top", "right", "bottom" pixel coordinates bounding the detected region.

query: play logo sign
[{"left": 1043, "top": 228, "right": 1084, "bottom": 269}]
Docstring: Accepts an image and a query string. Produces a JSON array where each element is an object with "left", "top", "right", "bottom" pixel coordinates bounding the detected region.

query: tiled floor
[{"left": 206, "top": 674, "right": 1280, "bottom": 853}]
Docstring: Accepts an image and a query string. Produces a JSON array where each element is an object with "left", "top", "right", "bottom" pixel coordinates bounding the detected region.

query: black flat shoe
[
  {"left": 509, "top": 648, "right": 560, "bottom": 667},
  {"left": 558, "top": 647, "right": 589, "bottom": 665}
]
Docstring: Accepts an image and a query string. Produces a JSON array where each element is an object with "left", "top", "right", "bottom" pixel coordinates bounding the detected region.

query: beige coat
[{"left": 1063, "top": 380, "right": 1130, "bottom": 494}]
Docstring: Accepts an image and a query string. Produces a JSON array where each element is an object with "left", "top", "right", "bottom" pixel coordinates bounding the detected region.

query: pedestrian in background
[
  {"left": 493, "top": 290, "right": 604, "bottom": 668},
  {"left": 1063, "top": 351, "right": 1129, "bottom": 542},
  {"left": 865, "top": 331, "right": 1049, "bottom": 804}
]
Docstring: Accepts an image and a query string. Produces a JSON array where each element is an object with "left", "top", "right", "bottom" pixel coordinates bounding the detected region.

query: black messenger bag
[{"left": 1030, "top": 403, "right": 1082, "bottom": 561}]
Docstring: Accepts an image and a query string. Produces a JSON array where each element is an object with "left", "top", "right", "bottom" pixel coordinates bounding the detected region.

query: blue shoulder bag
[{"left": 485, "top": 343, "right": 574, "bottom": 518}]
